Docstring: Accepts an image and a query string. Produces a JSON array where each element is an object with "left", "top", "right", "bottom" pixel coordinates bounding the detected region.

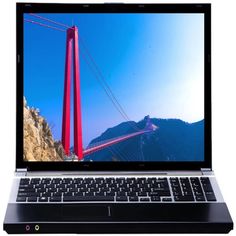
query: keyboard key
[
  {"left": 155, "top": 191, "right": 171, "bottom": 196},
  {"left": 18, "top": 188, "right": 35, "bottom": 192},
  {"left": 64, "top": 196, "right": 114, "bottom": 202},
  {"left": 117, "top": 192, "right": 126, "bottom": 196},
  {"left": 138, "top": 192, "right": 147, "bottom": 197},
  {"left": 20, "top": 178, "right": 30, "bottom": 184},
  {"left": 174, "top": 196, "right": 194, "bottom": 201},
  {"left": 194, "top": 191, "right": 204, "bottom": 196},
  {"left": 172, "top": 191, "right": 182, "bottom": 196},
  {"left": 196, "top": 196, "right": 205, "bottom": 201},
  {"left": 202, "top": 184, "right": 213, "bottom": 192},
  {"left": 129, "top": 196, "right": 139, "bottom": 201},
  {"left": 151, "top": 196, "right": 161, "bottom": 201},
  {"left": 140, "top": 197, "right": 150, "bottom": 202},
  {"left": 30, "top": 178, "right": 40, "bottom": 184},
  {"left": 49, "top": 196, "right": 61, "bottom": 202},
  {"left": 18, "top": 192, "right": 39, "bottom": 197},
  {"left": 148, "top": 192, "right": 159, "bottom": 196},
  {"left": 16, "top": 197, "right": 26, "bottom": 202},
  {"left": 64, "top": 192, "right": 73, "bottom": 197},
  {"left": 38, "top": 197, "right": 48, "bottom": 202},
  {"left": 106, "top": 192, "right": 115, "bottom": 197},
  {"left": 116, "top": 196, "right": 128, "bottom": 201},
  {"left": 158, "top": 177, "right": 167, "bottom": 181},
  {"left": 42, "top": 192, "right": 51, "bottom": 197},
  {"left": 162, "top": 197, "right": 172, "bottom": 202},
  {"left": 27, "top": 197, "right": 37, "bottom": 202},
  {"left": 200, "top": 177, "right": 210, "bottom": 183},
  {"left": 53, "top": 192, "right": 62, "bottom": 197},
  {"left": 205, "top": 192, "right": 216, "bottom": 201}
]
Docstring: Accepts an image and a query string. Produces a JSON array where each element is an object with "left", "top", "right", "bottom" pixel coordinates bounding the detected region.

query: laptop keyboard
[{"left": 16, "top": 177, "right": 216, "bottom": 203}]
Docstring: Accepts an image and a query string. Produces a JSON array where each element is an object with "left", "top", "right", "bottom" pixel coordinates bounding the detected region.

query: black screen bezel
[{"left": 16, "top": 3, "right": 211, "bottom": 171}]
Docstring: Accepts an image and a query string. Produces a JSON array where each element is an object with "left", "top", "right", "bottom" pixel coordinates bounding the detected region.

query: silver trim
[
  {"left": 10, "top": 174, "right": 225, "bottom": 204},
  {"left": 26, "top": 171, "right": 202, "bottom": 176},
  {"left": 16, "top": 168, "right": 27, "bottom": 176},
  {"left": 201, "top": 168, "right": 213, "bottom": 175},
  {"left": 209, "top": 176, "right": 224, "bottom": 202},
  {"left": 9, "top": 178, "right": 20, "bottom": 203},
  {"left": 16, "top": 168, "right": 27, "bottom": 171}
]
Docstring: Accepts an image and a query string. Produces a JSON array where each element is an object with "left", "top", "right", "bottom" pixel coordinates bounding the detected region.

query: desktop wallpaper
[{"left": 23, "top": 13, "right": 204, "bottom": 162}]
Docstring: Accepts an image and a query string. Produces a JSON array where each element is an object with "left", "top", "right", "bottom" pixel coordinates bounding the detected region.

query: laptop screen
[{"left": 23, "top": 13, "right": 204, "bottom": 162}]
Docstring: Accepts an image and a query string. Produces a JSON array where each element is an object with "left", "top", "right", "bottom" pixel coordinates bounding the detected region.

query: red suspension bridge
[{"left": 24, "top": 14, "right": 157, "bottom": 161}]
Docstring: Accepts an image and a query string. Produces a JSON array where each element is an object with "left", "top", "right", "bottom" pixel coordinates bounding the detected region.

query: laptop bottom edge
[{"left": 4, "top": 202, "right": 233, "bottom": 234}]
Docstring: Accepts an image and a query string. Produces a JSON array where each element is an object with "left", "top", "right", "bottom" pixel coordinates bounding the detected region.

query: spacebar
[{"left": 63, "top": 196, "right": 115, "bottom": 202}]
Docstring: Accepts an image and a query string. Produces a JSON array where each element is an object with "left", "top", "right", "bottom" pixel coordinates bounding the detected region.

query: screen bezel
[{"left": 16, "top": 3, "right": 211, "bottom": 171}]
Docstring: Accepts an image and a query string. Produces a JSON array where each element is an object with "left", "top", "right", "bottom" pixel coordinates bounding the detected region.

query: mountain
[
  {"left": 23, "top": 97, "right": 64, "bottom": 161},
  {"left": 23, "top": 96, "right": 204, "bottom": 163},
  {"left": 83, "top": 117, "right": 204, "bottom": 162}
]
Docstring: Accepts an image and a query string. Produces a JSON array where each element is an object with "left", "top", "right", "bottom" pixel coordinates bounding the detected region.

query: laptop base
[{"left": 4, "top": 203, "right": 233, "bottom": 234}]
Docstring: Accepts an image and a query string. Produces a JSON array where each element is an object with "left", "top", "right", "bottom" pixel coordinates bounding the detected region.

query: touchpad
[{"left": 62, "top": 205, "right": 109, "bottom": 221}]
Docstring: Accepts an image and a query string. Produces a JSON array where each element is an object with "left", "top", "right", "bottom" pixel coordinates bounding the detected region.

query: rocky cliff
[{"left": 23, "top": 97, "right": 64, "bottom": 161}]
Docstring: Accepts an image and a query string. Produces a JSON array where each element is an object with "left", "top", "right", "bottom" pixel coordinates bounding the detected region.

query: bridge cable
[
  {"left": 80, "top": 46, "right": 140, "bottom": 132},
  {"left": 24, "top": 19, "right": 66, "bottom": 32},
  {"left": 80, "top": 49, "right": 134, "bottom": 124},
  {"left": 79, "top": 37, "right": 132, "bottom": 122},
  {"left": 79, "top": 37, "right": 140, "bottom": 131},
  {"left": 29, "top": 13, "right": 70, "bottom": 29}
]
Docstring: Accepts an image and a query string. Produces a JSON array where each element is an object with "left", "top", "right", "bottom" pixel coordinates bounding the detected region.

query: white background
[{"left": 0, "top": 0, "right": 235, "bottom": 235}]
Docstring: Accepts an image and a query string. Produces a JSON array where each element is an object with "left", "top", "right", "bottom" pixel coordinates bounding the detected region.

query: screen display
[{"left": 23, "top": 13, "right": 204, "bottom": 162}]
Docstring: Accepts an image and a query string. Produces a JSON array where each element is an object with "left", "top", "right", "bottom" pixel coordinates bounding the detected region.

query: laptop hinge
[
  {"left": 201, "top": 168, "right": 213, "bottom": 175},
  {"left": 15, "top": 168, "right": 27, "bottom": 176}
]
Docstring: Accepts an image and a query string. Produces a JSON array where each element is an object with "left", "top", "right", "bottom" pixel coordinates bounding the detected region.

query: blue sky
[{"left": 24, "top": 13, "right": 204, "bottom": 147}]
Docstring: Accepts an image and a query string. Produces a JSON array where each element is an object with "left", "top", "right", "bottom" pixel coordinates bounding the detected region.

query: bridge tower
[{"left": 61, "top": 26, "right": 83, "bottom": 160}]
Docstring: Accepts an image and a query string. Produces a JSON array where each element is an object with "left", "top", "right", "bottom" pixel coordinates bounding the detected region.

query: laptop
[{"left": 3, "top": 3, "right": 233, "bottom": 234}]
